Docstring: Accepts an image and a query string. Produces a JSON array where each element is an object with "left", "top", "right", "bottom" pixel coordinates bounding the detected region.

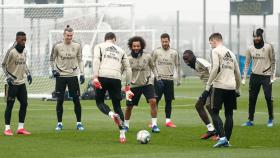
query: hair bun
[{"left": 66, "top": 25, "right": 70, "bottom": 28}]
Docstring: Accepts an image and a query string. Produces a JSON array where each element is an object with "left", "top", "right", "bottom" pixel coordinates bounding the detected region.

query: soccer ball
[{"left": 136, "top": 130, "right": 151, "bottom": 144}]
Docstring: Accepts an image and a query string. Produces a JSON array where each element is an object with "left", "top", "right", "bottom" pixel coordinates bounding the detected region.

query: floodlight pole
[
  {"left": 1, "top": 0, "right": 3, "bottom": 55},
  {"left": 176, "top": 10, "right": 180, "bottom": 52},
  {"left": 263, "top": 15, "right": 266, "bottom": 39},
  {"left": 229, "top": 12, "right": 232, "bottom": 50},
  {"left": 237, "top": 14, "right": 240, "bottom": 63},
  {"left": 203, "top": 0, "right": 206, "bottom": 58}
]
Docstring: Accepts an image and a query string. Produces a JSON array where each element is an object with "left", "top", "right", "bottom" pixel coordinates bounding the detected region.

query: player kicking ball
[
  {"left": 182, "top": 50, "right": 218, "bottom": 140},
  {"left": 2, "top": 31, "right": 32, "bottom": 135},
  {"left": 92, "top": 32, "right": 133, "bottom": 144},
  {"left": 124, "top": 36, "right": 160, "bottom": 133}
]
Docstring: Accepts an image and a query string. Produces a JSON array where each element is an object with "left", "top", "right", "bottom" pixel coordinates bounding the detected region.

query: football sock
[
  {"left": 166, "top": 118, "right": 171, "bottom": 123},
  {"left": 120, "top": 129, "right": 126, "bottom": 138},
  {"left": 124, "top": 120, "right": 130, "bottom": 128},
  {"left": 5, "top": 125, "right": 11, "bottom": 131},
  {"left": 152, "top": 118, "right": 157, "bottom": 126},
  {"left": 18, "top": 123, "right": 24, "bottom": 129},
  {"left": 206, "top": 123, "right": 215, "bottom": 131},
  {"left": 108, "top": 111, "right": 115, "bottom": 119}
]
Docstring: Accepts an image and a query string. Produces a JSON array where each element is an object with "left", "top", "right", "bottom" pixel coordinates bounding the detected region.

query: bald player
[{"left": 182, "top": 50, "right": 218, "bottom": 140}]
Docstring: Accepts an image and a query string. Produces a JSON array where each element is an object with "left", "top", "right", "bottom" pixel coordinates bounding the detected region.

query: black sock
[{"left": 73, "top": 97, "right": 81, "bottom": 122}]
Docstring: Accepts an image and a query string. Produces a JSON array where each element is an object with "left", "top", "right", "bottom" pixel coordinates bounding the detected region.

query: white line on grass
[{"left": 1, "top": 103, "right": 280, "bottom": 115}]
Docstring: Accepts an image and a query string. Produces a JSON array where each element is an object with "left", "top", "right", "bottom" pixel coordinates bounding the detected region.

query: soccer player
[
  {"left": 92, "top": 32, "right": 133, "bottom": 144},
  {"left": 124, "top": 36, "right": 160, "bottom": 133},
  {"left": 182, "top": 50, "right": 218, "bottom": 140},
  {"left": 2, "top": 31, "right": 32, "bottom": 135},
  {"left": 201, "top": 33, "right": 241, "bottom": 147},
  {"left": 241, "top": 28, "right": 276, "bottom": 127},
  {"left": 152, "top": 33, "right": 181, "bottom": 128},
  {"left": 50, "top": 25, "right": 85, "bottom": 131}
]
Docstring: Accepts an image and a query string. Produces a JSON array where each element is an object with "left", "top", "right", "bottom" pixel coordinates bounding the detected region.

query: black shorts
[
  {"left": 126, "top": 84, "right": 156, "bottom": 106},
  {"left": 210, "top": 88, "right": 236, "bottom": 110},
  {"left": 95, "top": 77, "right": 122, "bottom": 101},
  {"left": 154, "top": 79, "right": 174, "bottom": 101},
  {"left": 55, "top": 76, "right": 80, "bottom": 98},
  {"left": 5, "top": 83, "right": 27, "bottom": 102}
]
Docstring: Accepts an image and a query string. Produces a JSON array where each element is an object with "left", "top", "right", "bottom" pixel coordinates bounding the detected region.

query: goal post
[
  {"left": 0, "top": 2, "right": 136, "bottom": 98},
  {"left": 0, "top": 2, "right": 156, "bottom": 99}
]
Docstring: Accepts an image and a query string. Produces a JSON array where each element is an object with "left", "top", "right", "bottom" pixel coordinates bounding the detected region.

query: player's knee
[
  {"left": 72, "top": 96, "right": 80, "bottom": 103},
  {"left": 19, "top": 101, "right": 28, "bottom": 110},
  {"left": 149, "top": 98, "right": 157, "bottom": 106}
]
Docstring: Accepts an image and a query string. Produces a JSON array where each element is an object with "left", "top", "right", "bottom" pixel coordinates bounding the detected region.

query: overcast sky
[
  {"left": 6, "top": 0, "right": 280, "bottom": 26},
  {"left": 110, "top": 0, "right": 280, "bottom": 26}
]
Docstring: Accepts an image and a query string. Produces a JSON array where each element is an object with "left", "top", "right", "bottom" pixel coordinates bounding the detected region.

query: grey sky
[{"left": 120, "top": 0, "right": 280, "bottom": 25}]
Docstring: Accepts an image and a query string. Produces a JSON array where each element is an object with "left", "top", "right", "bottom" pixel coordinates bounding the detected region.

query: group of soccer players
[{"left": 1, "top": 25, "right": 275, "bottom": 147}]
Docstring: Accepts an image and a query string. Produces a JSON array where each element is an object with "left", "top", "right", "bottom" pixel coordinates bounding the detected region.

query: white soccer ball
[{"left": 136, "top": 130, "right": 151, "bottom": 144}]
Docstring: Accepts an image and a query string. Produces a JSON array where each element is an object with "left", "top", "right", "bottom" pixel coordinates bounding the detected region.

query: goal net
[{"left": 0, "top": 2, "right": 155, "bottom": 99}]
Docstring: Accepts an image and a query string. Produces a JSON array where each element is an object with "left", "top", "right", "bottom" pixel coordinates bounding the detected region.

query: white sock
[
  {"left": 124, "top": 120, "right": 130, "bottom": 128},
  {"left": 18, "top": 123, "right": 24, "bottom": 130},
  {"left": 5, "top": 125, "right": 11, "bottom": 131},
  {"left": 76, "top": 122, "right": 82, "bottom": 125},
  {"left": 206, "top": 123, "right": 215, "bottom": 131},
  {"left": 57, "top": 122, "right": 63, "bottom": 125},
  {"left": 108, "top": 111, "right": 115, "bottom": 119},
  {"left": 120, "top": 129, "right": 126, "bottom": 138},
  {"left": 152, "top": 118, "right": 157, "bottom": 127},
  {"left": 166, "top": 118, "right": 171, "bottom": 123}
]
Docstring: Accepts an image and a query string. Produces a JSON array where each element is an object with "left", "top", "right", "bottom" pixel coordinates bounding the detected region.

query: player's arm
[
  {"left": 92, "top": 45, "right": 101, "bottom": 79},
  {"left": 1, "top": 50, "right": 12, "bottom": 78},
  {"left": 269, "top": 44, "right": 276, "bottom": 82},
  {"left": 205, "top": 49, "right": 219, "bottom": 91},
  {"left": 122, "top": 52, "right": 134, "bottom": 101},
  {"left": 122, "top": 52, "right": 132, "bottom": 85},
  {"left": 50, "top": 44, "right": 58, "bottom": 71},
  {"left": 242, "top": 49, "right": 251, "bottom": 84},
  {"left": 77, "top": 44, "right": 84, "bottom": 75},
  {"left": 234, "top": 58, "right": 241, "bottom": 90},
  {"left": 148, "top": 54, "right": 159, "bottom": 79}
]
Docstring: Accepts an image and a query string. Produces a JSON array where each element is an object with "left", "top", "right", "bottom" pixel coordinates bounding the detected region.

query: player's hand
[
  {"left": 80, "top": 75, "right": 85, "bottom": 84},
  {"left": 199, "top": 90, "right": 209, "bottom": 104},
  {"left": 235, "top": 90, "right": 240, "bottom": 97},
  {"left": 27, "top": 75, "right": 32, "bottom": 85},
  {"left": 125, "top": 85, "right": 134, "bottom": 101},
  {"left": 241, "top": 78, "right": 246, "bottom": 85},
  {"left": 270, "top": 76, "right": 275, "bottom": 84},
  {"left": 52, "top": 70, "right": 60, "bottom": 78},
  {"left": 92, "top": 78, "right": 102, "bottom": 89},
  {"left": 156, "top": 79, "right": 164, "bottom": 90},
  {"left": 176, "top": 81, "right": 181, "bottom": 86},
  {"left": 6, "top": 77, "right": 14, "bottom": 87}
]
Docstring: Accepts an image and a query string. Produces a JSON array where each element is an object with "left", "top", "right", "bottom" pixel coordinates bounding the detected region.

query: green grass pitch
[{"left": 0, "top": 78, "right": 279, "bottom": 158}]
